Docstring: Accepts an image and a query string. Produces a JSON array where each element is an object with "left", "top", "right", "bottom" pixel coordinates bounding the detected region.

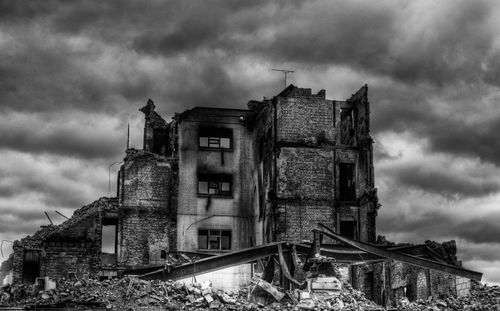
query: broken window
[
  {"left": 198, "top": 229, "right": 231, "bottom": 250},
  {"left": 153, "top": 128, "right": 169, "bottom": 155},
  {"left": 22, "top": 250, "right": 41, "bottom": 283},
  {"left": 101, "top": 219, "right": 117, "bottom": 254},
  {"left": 198, "top": 174, "right": 232, "bottom": 196},
  {"left": 340, "top": 220, "right": 357, "bottom": 239},
  {"left": 199, "top": 127, "right": 232, "bottom": 149},
  {"left": 339, "top": 163, "right": 356, "bottom": 201}
]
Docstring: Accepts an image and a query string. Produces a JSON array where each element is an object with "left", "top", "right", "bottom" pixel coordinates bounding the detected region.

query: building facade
[{"left": 4, "top": 84, "right": 380, "bottom": 284}]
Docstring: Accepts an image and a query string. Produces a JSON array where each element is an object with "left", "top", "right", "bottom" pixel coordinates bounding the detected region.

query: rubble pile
[
  {"left": 398, "top": 283, "right": 500, "bottom": 311},
  {"left": 1, "top": 276, "right": 499, "bottom": 310},
  {"left": 0, "top": 277, "right": 248, "bottom": 310}
]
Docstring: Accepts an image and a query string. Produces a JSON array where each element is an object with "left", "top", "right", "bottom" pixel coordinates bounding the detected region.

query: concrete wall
[{"left": 176, "top": 108, "right": 255, "bottom": 252}]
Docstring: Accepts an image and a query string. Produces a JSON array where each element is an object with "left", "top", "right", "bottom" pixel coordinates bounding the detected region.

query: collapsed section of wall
[{"left": 11, "top": 197, "right": 118, "bottom": 284}]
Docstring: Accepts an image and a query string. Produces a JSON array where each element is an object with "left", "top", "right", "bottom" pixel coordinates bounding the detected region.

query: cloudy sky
[{"left": 1, "top": 0, "right": 500, "bottom": 284}]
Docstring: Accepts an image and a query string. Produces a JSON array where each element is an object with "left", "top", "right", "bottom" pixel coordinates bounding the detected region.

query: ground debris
[{"left": 1, "top": 277, "right": 499, "bottom": 310}]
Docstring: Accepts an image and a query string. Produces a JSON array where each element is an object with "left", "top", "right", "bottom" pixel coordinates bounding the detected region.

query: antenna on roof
[
  {"left": 272, "top": 68, "right": 295, "bottom": 88},
  {"left": 127, "top": 123, "right": 130, "bottom": 150}
]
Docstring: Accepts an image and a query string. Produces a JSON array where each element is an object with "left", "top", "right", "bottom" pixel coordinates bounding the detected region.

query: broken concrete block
[
  {"left": 204, "top": 294, "right": 214, "bottom": 303},
  {"left": 297, "top": 299, "right": 316, "bottom": 310}
]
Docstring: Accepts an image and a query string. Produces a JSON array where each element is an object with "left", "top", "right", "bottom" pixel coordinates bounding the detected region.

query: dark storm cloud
[
  {"left": 457, "top": 217, "right": 500, "bottom": 244},
  {"left": 388, "top": 165, "right": 500, "bottom": 198},
  {"left": 378, "top": 210, "right": 500, "bottom": 244},
  {"left": 0, "top": 113, "right": 125, "bottom": 159},
  {"left": 1, "top": 0, "right": 500, "bottom": 282}
]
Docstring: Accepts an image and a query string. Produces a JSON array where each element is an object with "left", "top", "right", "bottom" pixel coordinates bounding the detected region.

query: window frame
[
  {"left": 198, "top": 229, "right": 231, "bottom": 251},
  {"left": 197, "top": 174, "right": 232, "bottom": 197},
  {"left": 198, "top": 127, "right": 233, "bottom": 151}
]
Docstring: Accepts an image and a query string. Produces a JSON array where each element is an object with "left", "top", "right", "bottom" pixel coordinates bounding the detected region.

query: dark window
[
  {"left": 22, "top": 251, "right": 41, "bottom": 283},
  {"left": 198, "top": 229, "right": 231, "bottom": 250},
  {"left": 160, "top": 250, "right": 167, "bottom": 259},
  {"left": 340, "top": 220, "right": 357, "bottom": 239},
  {"left": 339, "top": 163, "right": 356, "bottom": 201},
  {"left": 153, "top": 128, "right": 168, "bottom": 155},
  {"left": 198, "top": 174, "right": 232, "bottom": 196},
  {"left": 199, "top": 127, "right": 232, "bottom": 149}
]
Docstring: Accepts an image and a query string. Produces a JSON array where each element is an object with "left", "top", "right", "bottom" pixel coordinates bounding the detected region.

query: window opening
[
  {"left": 198, "top": 229, "right": 231, "bottom": 250},
  {"left": 198, "top": 174, "right": 232, "bottom": 196},
  {"left": 199, "top": 127, "right": 232, "bottom": 149},
  {"left": 339, "top": 220, "right": 357, "bottom": 239},
  {"left": 101, "top": 219, "right": 117, "bottom": 254},
  {"left": 339, "top": 163, "right": 356, "bottom": 201}
]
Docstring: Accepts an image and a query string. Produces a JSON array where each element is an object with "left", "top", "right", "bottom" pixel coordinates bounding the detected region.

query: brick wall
[
  {"left": 118, "top": 149, "right": 173, "bottom": 267},
  {"left": 429, "top": 270, "right": 456, "bottom": 298},
  {"left": 277, "top": 97, "right": 335, "bottom": 145},
  {"left": 11, "top": 198, "right": 117, "bottom": 284},
  {"left": 277, "top": 147, "right": 334, "bottom": 200},
  {"left": 455, "top": 276, "right": 471, "bottom": 297},
  {"left": 279, "top": 201, "right": 334, "bottom": 242}
]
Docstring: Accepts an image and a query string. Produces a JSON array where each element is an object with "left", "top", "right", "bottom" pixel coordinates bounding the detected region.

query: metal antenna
[
  {"left": 127, "top": 123, "right": 130, "bottom": 150},
  {"left": 272, "top": 69, "right": 295, "bottom": 88}
]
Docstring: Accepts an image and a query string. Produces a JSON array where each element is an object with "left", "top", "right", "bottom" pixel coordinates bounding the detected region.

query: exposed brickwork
[
  {"left": 277, "top": 97, "right": 335, "bottom": 145},
  {"left": 10, "top": 198, "right": 117, "bottom": 284},
  {"left": 118, "top": 149, "right": 173, "bottom": 267},
  {"left": 280, "top": 201, "right": 334, "bottom": 242},
  {"left": 277, "top": 147, "right": 334, "bottom": 201},
  {"left": 456, "top": 276, "right": 471, "bottom": 297},
  {"left": 249, "top": 85, "right": 378, "bottom": 244}
]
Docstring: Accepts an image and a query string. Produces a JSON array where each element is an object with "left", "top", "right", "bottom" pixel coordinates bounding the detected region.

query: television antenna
[{"left": 272, "top": 69, "right": 295, "bottom": 88}]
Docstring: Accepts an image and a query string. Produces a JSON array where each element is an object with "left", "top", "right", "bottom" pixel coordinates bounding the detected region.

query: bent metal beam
[{"left": 317, "top": 223, "right": 482, "bottom": 281}]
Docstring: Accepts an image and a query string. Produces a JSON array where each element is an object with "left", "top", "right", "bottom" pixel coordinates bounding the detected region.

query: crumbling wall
[
  {"left": 249, "top": 85, "right": 378, "bottom": 244},
  {"left": 11, "top": 198, "right": 117, "bottom": 284},
  {"left": 353, "top": 240, "right": 464, "bottom": 307},
  {"left": 249, "top": 101, "right": 276, "bottom": 244},
  {"left": 118, "top": 149, "right": 173, "bottom": 267},
  {"left": 276, "top": 94, "right": 335, "bottom": 146}
]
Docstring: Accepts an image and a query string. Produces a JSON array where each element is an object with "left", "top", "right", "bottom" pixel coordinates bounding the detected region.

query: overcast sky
[{"left": 1, "top": 0, "right": 500, "bottom": 284}]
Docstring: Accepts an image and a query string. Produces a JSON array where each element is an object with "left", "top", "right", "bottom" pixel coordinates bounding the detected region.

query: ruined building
[{"left": 1, "top": 85, "right": 478, "bottom": 307}]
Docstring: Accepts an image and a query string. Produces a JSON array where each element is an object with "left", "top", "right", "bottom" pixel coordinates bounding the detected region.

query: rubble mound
[
  {"left": 398, "top": 282, "right": 500, "bottom": 311},
  {"left": 1, "top": 277, "right": 498, "bottom": 310}
]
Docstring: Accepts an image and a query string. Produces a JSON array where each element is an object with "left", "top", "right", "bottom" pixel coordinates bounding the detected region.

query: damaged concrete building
[{"left": 1, "top": 85, "right": 480, "bottom": 307}]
